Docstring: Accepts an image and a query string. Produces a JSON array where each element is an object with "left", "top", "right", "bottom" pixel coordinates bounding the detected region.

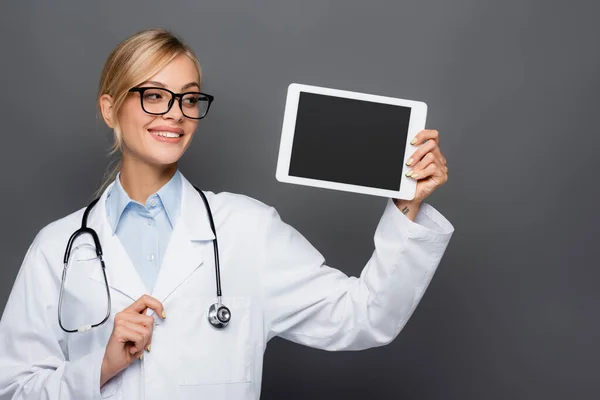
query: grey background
[{"left": 1, "top": 0, "right": 599, "bottom": 399}]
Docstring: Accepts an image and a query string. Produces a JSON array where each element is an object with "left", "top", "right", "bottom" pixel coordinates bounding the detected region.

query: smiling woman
[
  {"left": 0, "top": 28, "right": 454, "bottom": 400},
  {"left": 95, "top": 29, "right": 206, "bottom": 199}
]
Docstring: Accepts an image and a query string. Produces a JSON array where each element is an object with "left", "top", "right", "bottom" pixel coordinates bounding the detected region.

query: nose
[{"left": 163, "top": 97, "right": 184, "bottom": 121}]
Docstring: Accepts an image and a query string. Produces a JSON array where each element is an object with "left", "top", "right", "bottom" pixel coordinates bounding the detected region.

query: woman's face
[{"left": 106, "top": 54, "right": 201, "bottom": 167}]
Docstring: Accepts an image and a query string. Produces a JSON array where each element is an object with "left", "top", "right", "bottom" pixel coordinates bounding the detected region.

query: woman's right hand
[{"left": 100, "top": 295, "right": 165, "bottom": 387}]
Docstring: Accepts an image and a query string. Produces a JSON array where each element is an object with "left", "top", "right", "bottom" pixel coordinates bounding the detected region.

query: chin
[
  {"left": 147, "top": 145, "right": 189, "bottom": 165},
  {"left": 134, "top": 149, "right": 183, "bottom": 167},
  {"left": 150, "top": 154, "right": 184, "bottom": 166}
]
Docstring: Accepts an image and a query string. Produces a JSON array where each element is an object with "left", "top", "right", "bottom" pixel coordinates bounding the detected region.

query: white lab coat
[{"left": 0, "top": 174, "right": 454, "bottom": 399}]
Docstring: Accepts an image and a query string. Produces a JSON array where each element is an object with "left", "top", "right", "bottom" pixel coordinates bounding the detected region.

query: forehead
[{"left": 147, "top": 54, "right": 199, "bottom": 90}]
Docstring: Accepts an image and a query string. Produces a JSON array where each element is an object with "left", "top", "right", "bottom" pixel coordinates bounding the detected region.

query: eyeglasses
[{"left": 128, "top": 87, "right": 214, "bottom": 119}]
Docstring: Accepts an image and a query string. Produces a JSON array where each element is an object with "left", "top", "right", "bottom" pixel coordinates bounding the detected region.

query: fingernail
[
  {"left": 139, "top": 353, "right": 144, "bottom": 361},
  {"left": 405, "top": 170, "right": 413, "bottom": 177},
  {"left": 411, "top": 173, "right": 419, "bottom": 179},
  {"left": 406, "top": 158, "right": 413, "bottom": 166},
  {"left": 410, "top": 137, "right": 417, "bottom": 145},
  {"left": 146, "top": 345, "right": 151, "bottom": 352},
  {"left": 162, "top": 311, "right": 166, "bottom": 319}
]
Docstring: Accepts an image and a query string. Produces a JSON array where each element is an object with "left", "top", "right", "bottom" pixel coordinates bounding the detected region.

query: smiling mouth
[{"left": 149, "top": 131, "right": 183, "bottom": 138}]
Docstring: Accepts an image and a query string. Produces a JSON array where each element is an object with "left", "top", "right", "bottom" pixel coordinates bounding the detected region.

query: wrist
[
  {"left": 100, "top": 356, "right": 114, "bottom": 388},
  {"left": 392, "top": 198, "right": 421, "bottom": 221}
]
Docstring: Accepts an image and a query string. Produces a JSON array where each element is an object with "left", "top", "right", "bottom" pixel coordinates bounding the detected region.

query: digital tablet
[{"left": 276, "top": 83, "right": 427, "bottom": 200}]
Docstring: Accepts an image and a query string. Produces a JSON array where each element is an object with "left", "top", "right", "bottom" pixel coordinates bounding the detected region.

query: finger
[
  {"left": 116, "top": 312, "right": 155, "bottom": 328},
  {"left": 406, "top": 139, "right": 437, "bottom": 167},
  {"left": 412, "top": 162, "right": 449, "bottom": 185},
  {"left": 442, "top": 162, "right": 449, "bottom": 175},
  {"left": 432, "top": 145, "right": 447, "bottom": 166},
  {"left": 113, "top": 322, "right": 145, "bottom": 354},
  {"left": 407, "top": 138, "right": 447, "bottom": 168},
  {"left": 410, "top": 129, "right": 439, "bottom": 146},
  {"left": 114, "top": 318, "right": 151, "bottom": 351},
  {"left": 119, "top": 320, "right": 153, "bottom": 353},
  {"left": 408, "top": 162, "right": 438, "bottom": 180},
  {"left": 131, "top": 349, "right": 145, "bottom": 361},
  {"left": 125, "top": 294, "right": 166, "bottom": 319},
  {"left": 406, "top": 152, "right": 437, "bottom": 178},
  {"left": 427, "top": 144, "right": 446, "bottom": 165},
  {"left": 116, "top": 308, "right": 155, "bottom": 353}
]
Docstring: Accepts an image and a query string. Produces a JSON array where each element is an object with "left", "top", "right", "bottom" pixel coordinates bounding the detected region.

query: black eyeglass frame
[{"left": 128, "top": 87, "right": 214, "bottom": 120}]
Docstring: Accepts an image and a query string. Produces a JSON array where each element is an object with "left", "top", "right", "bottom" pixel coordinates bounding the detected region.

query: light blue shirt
[{"left": 105, "top": 170, "right": 182, "bottom": 292}]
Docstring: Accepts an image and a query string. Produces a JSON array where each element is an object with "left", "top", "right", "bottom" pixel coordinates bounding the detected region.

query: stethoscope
[{"left": 58, "top": 186, "right": 231, "bottom": 333}]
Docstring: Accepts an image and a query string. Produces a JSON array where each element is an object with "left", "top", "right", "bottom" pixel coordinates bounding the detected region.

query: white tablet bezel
[{"left": 276, "top": 83, "right": 427, "bottom": 200}]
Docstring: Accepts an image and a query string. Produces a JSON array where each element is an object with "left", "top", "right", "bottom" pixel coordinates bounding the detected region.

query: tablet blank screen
[{"left": 289, "top": 92, "right": 411, "bottom": 191}]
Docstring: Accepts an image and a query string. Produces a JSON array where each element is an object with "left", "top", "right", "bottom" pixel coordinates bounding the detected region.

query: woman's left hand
[{"left": 396, "top": 129, "right": 449, "bottom": 206}]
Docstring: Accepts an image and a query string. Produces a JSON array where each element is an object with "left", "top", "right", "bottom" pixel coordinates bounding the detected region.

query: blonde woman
[{"left": 0, "top": 28, "right": 454, "bottom": 399}]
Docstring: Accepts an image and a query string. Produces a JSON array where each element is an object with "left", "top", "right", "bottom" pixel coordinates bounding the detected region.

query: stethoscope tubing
[{"left": 58, "top": 186, "right": 230, "bottom": 333}]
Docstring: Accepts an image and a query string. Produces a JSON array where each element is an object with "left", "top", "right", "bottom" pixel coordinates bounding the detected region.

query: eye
[
  {"left": 144, "top": 92, "right": 162, "bottom": 100},
  {"left": 183, "top": 95, "right": 200, "bottom": 106},
  {"left": 141, "top": 89, "right": 168, "bottom": 103}
]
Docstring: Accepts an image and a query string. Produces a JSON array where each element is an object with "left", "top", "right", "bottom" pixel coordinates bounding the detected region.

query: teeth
[{"left": 152, "top": 131, "right": 181, "bottom": 138}]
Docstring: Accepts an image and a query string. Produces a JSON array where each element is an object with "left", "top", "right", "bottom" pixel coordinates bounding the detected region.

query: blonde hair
[{"left": 94, "top": 28, "right": 202, "bottom": 198}]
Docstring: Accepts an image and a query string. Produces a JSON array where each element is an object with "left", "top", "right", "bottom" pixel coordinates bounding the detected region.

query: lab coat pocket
[
  {"left": 67, "top": 336, "right": 123, "bottom": 398},
  {"left": 176, "top": 296, "right": 253, "bottom": 386},
  {"left": 100, "top": 374, "right": 122, "bottom": 399}
]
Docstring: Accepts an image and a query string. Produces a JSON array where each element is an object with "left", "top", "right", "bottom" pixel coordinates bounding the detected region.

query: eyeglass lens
[{"left": 142, "top": 88, "right": 209, "bottom": 118}]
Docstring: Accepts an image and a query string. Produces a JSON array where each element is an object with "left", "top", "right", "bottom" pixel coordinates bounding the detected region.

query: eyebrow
[
  {"left": 139, "top": 81, "right": 201, "bottom": 91},
  {"left": 182, "top": 82, "right": 201, "bottom": 90}
]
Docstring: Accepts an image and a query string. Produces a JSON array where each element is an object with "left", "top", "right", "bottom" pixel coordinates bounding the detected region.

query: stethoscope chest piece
[{"left": 208, "top": 301, "right": 231, "bottom": 329}]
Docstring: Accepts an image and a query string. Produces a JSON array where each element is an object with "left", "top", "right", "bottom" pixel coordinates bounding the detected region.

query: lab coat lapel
[
  {"left": 87, "top": 181, "right": 148, "bottom": 302},
  {"left": 150, "top": 224, "right": 205, "bottom": 304},
  {"left": 150, "top": 176, "right": 216, "bottom": 304}
]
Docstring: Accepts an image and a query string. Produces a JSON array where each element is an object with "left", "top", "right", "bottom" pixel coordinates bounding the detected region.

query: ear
[{"left": 99, "top": 94, "right": 116, "bottom": 128}]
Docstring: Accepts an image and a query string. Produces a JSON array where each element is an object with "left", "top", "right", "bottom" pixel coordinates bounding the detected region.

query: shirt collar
[
  {"left": 157, "top": 170, "right": 182, "bottom": 228},
  {"left": 106, "top": 170, "right": 183, "bottom": 235}
]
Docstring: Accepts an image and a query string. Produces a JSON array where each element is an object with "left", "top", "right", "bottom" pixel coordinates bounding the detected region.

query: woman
[{"left": 0, "top": 28, "right": 453, "bottom": 399}]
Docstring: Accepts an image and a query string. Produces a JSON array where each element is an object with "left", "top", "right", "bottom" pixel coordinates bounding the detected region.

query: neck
[{"left": 119, "top": 155, "right": 177, "bottom": 204}]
